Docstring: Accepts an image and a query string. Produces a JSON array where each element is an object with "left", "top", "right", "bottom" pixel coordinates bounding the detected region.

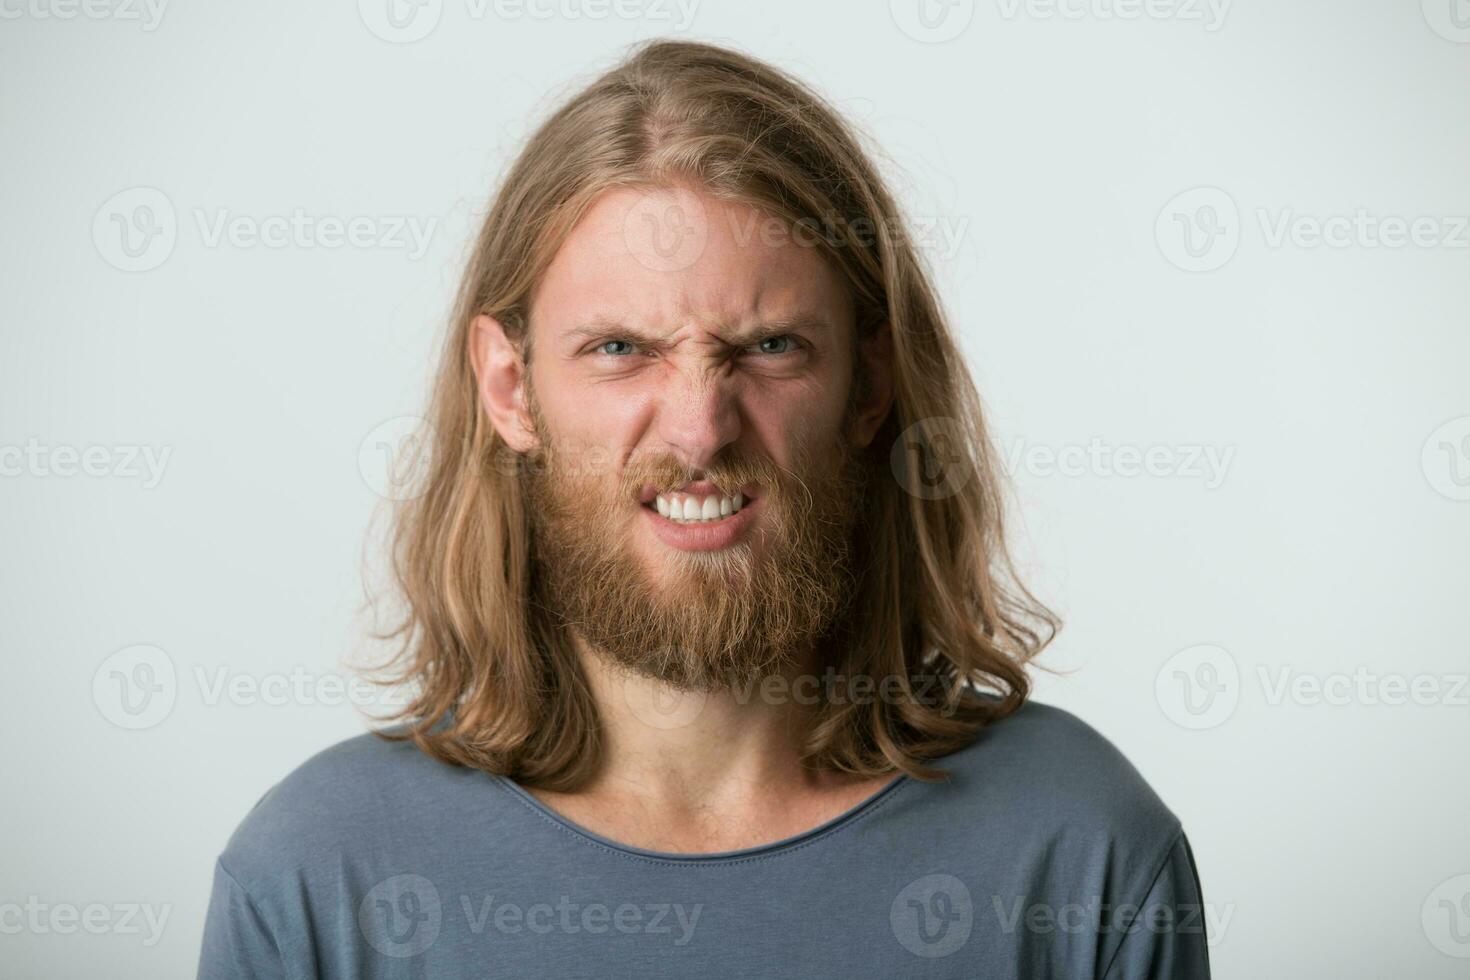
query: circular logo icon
[
  {"left": 1422, "top": 874, "right": 1470, "bottom": 958},
  {"left": 1421, "top": 416, "right": 1470, "bottom": 501},
  {"left": 93, "top": 644, "right": 177, "bottom": 730},
  {"left": 891, "top": 874, "right": 973, "bottom": 958},
  {"left": 359, "top": 415, "right": 435, "bottom": 501},
  {"left": 1155, "top": 643, "right": 1239, "bottom": 730},
  {"left": 1155, "top": 186, "right": 1240, "bottom": 272},
  {"left": 358, "top": 0, "right": 442, "bottom": 42},
  {"left": 621, "top": 666, "right": 708, "bottom": 731},
  {"left": 889, "top": 0, "right": 976, "bottom": 43},
  {"left": 93, "top": 187, "right": 177, "bottom": 273},
  {"left": 1422, "top": 0, "right": 1470, "bottom": 43},
  {"left": 359, "top": 874, "right": 442, "bottom": 958},
  {"left": 620, "top": 188, "right": 709, "bottom": 274},
  {"left": 890, "top": 417, "right": 972, "bottom": 500}
]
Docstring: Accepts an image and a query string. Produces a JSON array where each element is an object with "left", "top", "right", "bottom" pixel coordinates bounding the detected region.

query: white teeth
[{"left": 653, "top": 492, "right": 748, "bottom": 523}]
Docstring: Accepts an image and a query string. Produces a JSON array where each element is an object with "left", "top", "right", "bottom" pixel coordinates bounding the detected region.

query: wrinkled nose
[{"left": 654, "top": 371, "right": 742, "bottom": 473}]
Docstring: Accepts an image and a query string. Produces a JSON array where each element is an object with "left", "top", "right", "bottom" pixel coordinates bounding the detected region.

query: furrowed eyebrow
[
  {"left": 564, "top": 316, "right": 636, "bottom": 342},
  {"left": 564, "top": 313, "right": 831, "bottom": 348},
  {"left": 733, "top": 313, "right": 830, "bottom": 346}
]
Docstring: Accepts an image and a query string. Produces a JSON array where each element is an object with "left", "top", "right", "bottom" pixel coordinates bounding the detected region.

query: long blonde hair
[{"left": 373, "top": 38, "right": 1058, "bottom": 789}]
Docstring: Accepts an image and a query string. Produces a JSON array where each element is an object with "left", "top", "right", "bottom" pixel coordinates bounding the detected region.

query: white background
[{"left": 3, "top": 0, "right": 1467, "bottom": 976}]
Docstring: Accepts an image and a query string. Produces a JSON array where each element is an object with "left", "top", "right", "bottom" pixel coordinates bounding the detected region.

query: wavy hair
[{"left": 371, "top": 38, "right": 1058, "bottom": 789}]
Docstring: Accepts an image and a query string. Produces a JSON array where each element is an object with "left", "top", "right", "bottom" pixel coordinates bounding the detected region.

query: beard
[{"left": 521, "top": 397, "right": 870, "bottom": 694}]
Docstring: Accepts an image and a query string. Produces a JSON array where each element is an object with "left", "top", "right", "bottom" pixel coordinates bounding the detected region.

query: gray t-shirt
[{"left": 198, "top": 700, "right": 1211, "bottom": 978}]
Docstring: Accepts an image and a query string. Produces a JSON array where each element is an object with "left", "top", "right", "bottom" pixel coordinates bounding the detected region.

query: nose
[{"left": 654, "top": 368, "right": 742, "bottom": 473}]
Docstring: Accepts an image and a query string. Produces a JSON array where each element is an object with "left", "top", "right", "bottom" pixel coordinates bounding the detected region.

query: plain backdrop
[{"left": 3, "top": 0, "right": 1468, "bottom": 976}]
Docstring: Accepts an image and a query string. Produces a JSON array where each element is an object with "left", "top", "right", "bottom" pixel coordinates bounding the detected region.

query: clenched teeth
[{"left": 655, "top": 491, "right": 746, "bottom": 523}]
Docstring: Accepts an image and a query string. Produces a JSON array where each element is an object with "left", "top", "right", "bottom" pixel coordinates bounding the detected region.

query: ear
[
  {"left": 469, "top": 314, "right": 539, "bottom": 453},
  {"left": 847, "top": 321, "right": 895, "bottom": 449}
]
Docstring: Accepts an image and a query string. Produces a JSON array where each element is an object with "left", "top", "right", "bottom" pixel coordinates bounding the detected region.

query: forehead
[{"left": 528, "top": 184, "right": 854, "bottom": 342}]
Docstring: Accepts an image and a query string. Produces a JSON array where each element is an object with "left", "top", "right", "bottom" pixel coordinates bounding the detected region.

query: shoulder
[
  {"left": 930, "top": 698, "right": 1182, "bottom": 848},
  {"left": 915, "top": 701, "right": 1207, "bottom": 975},
  {"left": 215, "top": 728, "right": 484, "bottom": 895}
]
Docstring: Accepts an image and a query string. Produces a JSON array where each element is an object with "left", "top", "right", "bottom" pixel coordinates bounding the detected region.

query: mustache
[
  {"left": 619, "top": 445, "right": 783, "bottom": 500},
  {"left": 521, "top": 439, "right": 804, "bottom": 502}
]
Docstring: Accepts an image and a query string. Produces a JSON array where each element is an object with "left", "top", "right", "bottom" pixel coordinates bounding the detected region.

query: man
[{"left": 199, "top": 39, "right": 1211, "bottom": 978}]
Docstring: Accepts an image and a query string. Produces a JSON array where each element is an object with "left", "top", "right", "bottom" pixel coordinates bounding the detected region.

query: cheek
[
  {"left": 744, "top": 374, "right": 849, "bottom": 443},
  {"left": 533, "top": 372, "right": 655, "bottom": 491},
  {"left": 533, "top": 360, "right": 640, "bottom": 439}
]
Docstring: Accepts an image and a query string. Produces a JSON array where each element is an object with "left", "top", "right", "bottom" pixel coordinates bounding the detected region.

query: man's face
[{"left": 515, "top": 184, "right": 876, "bottom": 691}]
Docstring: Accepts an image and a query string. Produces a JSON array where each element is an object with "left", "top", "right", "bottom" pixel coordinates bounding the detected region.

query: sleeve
[
  {"left": 1099, "top": 831, "right": 1213, "bottom": 980},
  {"left": 196, "top": 859, "right": 287, "bottom": 980}
]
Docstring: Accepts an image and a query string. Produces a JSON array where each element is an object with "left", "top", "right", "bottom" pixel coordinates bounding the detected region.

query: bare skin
[
  {"left": 531, "top": 640, "right": 901, "bottom": 854},
  {"left": 469, "top": 183, "right": 898, "bottom": 854}
]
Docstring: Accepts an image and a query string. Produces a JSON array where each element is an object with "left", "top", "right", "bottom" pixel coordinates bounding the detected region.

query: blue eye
[
  {"left": 592, "top": 335, "right": 798, "bottom": 359},
  {"left": 752, "top": 335, "right": 797, "bottom": 355}
]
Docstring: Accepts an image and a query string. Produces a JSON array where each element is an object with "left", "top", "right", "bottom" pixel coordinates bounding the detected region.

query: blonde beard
[{"left": 522, "top": 412, "right": 868, "bottom": 694}]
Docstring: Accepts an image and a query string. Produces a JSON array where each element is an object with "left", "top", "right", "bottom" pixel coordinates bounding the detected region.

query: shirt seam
[
  {"left": 491, "top": 774, "right": 913, "bottom": 868},
  {"left": 214, "top": 856, "right": 286, "bottom": 966},
  {"left": 1096, "top": 824, "right": 1189, "bottom": 980}
]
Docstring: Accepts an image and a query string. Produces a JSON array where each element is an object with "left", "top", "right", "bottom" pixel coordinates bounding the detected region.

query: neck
[
  {"left": 573, "top": 634, "right": 837, "bottom": 809},
  {"left": 520, "top": 632, "right": 900, "bottom": 855}
]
